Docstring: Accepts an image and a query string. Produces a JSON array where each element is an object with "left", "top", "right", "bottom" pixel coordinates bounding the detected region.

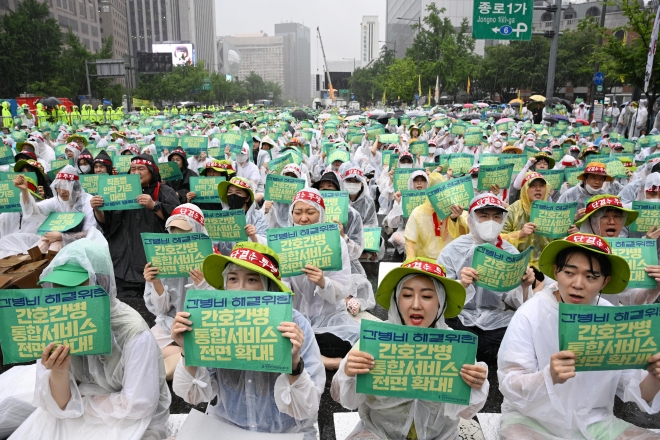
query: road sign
[
  {"left": 596, "top": 85, "right": 604, "bottom": 93},
  {"left": 472, "top": 0, "right": 534, "bottom": 41},
  {"left": 593, "top": 72, "right": 604, "bottom": 85}
]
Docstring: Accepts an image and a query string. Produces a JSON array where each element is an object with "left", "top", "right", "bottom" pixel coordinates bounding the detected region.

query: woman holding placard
[{"left": 330, "top": 258, "right": 489, "bottom": 440}]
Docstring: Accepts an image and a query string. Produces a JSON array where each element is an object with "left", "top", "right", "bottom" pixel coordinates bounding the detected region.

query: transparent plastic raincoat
[
  {"left": 498, "top": 285, "right": 660, "bottom": 440},
  {"left": 557, "top": 180, "right": 624, "bottom": 209},
  {"left": 331, "top": 280, "right": 488, "bottom": 440},
  {"left": 384, "top": 170, "right": 428, "bottom": 254},
  {"left": 10, "top": 235, "right": 171, "bottom": 440}
]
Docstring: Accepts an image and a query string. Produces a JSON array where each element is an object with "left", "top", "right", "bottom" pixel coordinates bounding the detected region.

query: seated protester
[
  {"left": 76, "top": 148, "right": 94, "bottom": 174},
  {"left": 344, "top": 167, "right": 377, "bottom": 228},
  {"left": 437, "top": 194, "right": 535, "bottom": 364},
  {"left": 225, "top": 142, "right": 260, "bottom": 190},
  {"left": 620, "top": 160, "right": 660, "bottom": 207},
  {"left": 120, "top": 144, "right": 139, "bottom": 156},
  {"left": 14, "top": 141, "right": 49, "bottom": 172},
  {"left": 171, "top": 242, "right": 325, "bottom": 440},
  {"left": 14, "top": 158, "right": 53, "bottom": 199},
  {"left": 405, "top": 172, "right": 469, "bottom": 260},
  {"left": 63, "top": 141, "right": 83, "bottom": 162},
  {"left": 10, "top": 237, "right": 170, "bottom": 440},
  {"left": 0, "top": 176, "right": 43, "bottom": 238},
  {"left": 312, "top": 171, "right": 365, "bottom": 276},
  {"left": 264, "top": 163, "right": 305, "bottom": 229},
  {"left": 166, "top": 147, "right": 198, "bottom": 204},
  {"left": 92, "top": 150, "right": 116, "bottom": 175},
  {"left": 497, "top": 233, "right": 660, "bottom": 440},
  {"left": 14, "top": 165, "right": 96, "bottom": 252},
  {"left": 331, "top": 258, "right": 489, "bottom": 440},
  {"left": 512, "top": 153, "right": 560, "bottom": 202},
  {"left": 66, "top": 133, "right": 88, "bottom": 152},
  {"left": 469, "top": 166, "right": 508, "bottom": 202},
  {"left": 90, "top": 154, "right": 180, "bottom": 296},
  {"left": 558, "top": 162, "right": 623, "bottom": 223},
  {"left": 378, "top": 152, "right": 414, "bottom": 215},
  {"left": 385, "top": 170, "right": 429, "bottom": 255},
  {"left": 286, "top": 188, "right": 358, "bottom": 370},
  {"left": 572, "top": 195, "right": 660, "bottom": 306},
  {"left": 501, "top": 172, "right": 554, "bottom": 269},
  {"left": 215, "top": 176, "right": 267, "bottom": 255},
  {"left": 143, "top": 204, "right": 211, "bottom": 379},
  {"left": 186, "top": 160, "right": 235, "bottom": 210}
]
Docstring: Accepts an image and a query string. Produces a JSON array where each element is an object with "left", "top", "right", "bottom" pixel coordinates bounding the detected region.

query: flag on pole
[
  {"left": 434, "top": 75, "right": 440, "bottom": 104},
  {"left": 645, "top": 6, "right": 660, "bottom": 93},
  {"left": 382, "top": 89, "right": 386, "bottom": 104},
  {"left": 418, "top": 75, "right": 422, "bottom": 98},
  {"left": 428, "top": 85, "right": 431, "bottom": 104},
  {"left": 467, "top": 77, "right": 471, "bottom": 94},
  {"left": 518, "top": 90, "right": 523, "bottom": 118}
]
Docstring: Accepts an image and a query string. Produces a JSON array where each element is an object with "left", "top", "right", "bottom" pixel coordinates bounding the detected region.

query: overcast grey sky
[{"left": 215, "top": 0, "right": 387, "bottom": 75}]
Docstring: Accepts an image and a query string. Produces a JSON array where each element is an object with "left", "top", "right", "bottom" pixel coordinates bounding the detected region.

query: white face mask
[
  {"left": 344, "top": 182, "right": 362, "bottom": 195},
  {"left": 474, "top": 220, "right": 503, "bottom": 242},
  {"left": 428, "top": 147, "right": 436, "bottom": 156},
  {"left": 585, "top": 182, "right": 609, "bottom": 195},
  {"left": 237, "top": 153, "right": 248, "bottom": 164},
  {"left": 399, "top": 163, "right": 413, "bottom": 169},
  {"left": 79, "top": 164, "right": 91, "bottom": 173},
  {"left": 525, "top": 141, "right": 535, "bottom": 147},
  {"left": 493, "top": 141, "right": 502, "bottom": 149}
]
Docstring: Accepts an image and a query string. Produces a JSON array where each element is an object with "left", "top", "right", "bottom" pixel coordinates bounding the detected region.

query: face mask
[
  {"left": 227, "top": 194, "right": 247, "bottom": 209},
  {"left": 345, "top": 182, "right": 362, "bottom": 195},
  {"left": 400, "top": 163, "right": 412, "bottom": 169},
  {"left": 428, "top": 147, "right": 436, "bottom": 156},
  {"left": 585, "top": 183, "right": 607, "bottom": 195},
  {"left": 493, "top": 141, "right": 502, "bottom": 149},
  {"left": 525, "top": 141, "right": 535, "bottom": 147},
  {"left": 237, "top": 153, "right": 248, "bottom": 164},
  {"left": 474, "top": 219, "right": 503, "bottom": 242},
  {"left": 79, "top": 164, "right": 91, "bottom": 174}
]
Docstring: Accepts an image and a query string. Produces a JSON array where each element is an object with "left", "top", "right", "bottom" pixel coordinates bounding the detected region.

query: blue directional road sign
[
  {"left": 351, "top": 94, "right": 355, "bottom": 100},
  {"left": 593, "top": 72, "right": 604, "bottom": 86}
]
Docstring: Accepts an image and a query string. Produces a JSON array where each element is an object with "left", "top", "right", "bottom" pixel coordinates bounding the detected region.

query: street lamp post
[{"left": 397, "top": 16, "right": 422, "bottom": 106}]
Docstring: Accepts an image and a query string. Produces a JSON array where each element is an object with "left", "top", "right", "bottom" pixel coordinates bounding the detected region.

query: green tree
[
  {"left": 349, "top": 46, "right": 395, "bottom": 105},
  {"left": 382, "top": 58, "right": 417, "bottom": 102}
]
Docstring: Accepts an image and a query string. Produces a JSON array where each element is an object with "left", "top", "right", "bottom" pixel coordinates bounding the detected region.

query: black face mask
[{"left": 227, "top": 193, "right": 247, "bottom": 210}]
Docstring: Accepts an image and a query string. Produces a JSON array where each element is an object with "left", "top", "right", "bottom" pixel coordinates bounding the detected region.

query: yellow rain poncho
[
  {"left": 404, "top": 173, "right": 469, "bottom": 260},
  {"left": 501, "top": 172, "right": 552, "bottom": 268}
]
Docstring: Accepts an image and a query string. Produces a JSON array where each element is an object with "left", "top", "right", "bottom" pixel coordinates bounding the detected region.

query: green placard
[
  {"left": 268, "top": 152, "right": 295, "bottom": 175},
  {"left": 0, "top": 180, "right": 22, "bottom": 212},
  {"left": 213, "top": 132, "right": 244, "bottom": 154},
  {"left": 379, "top": 133, "right": 399, "bottom": 144},
  {"left": 154, "top": 135, "right": 179, "bottom": 152},
  {"left": 524, "top": 146, "right": 539, "bottom": 160},
  {"left": 350, "top": 134, "right": 364, "bottom": 145},
  {"left": 500, "top": 154, "right": 527, "bottom": 173},
  {"left": 558, "top": 303, "right": 660, "bottom": 371},
  {"left": 320, "top": 191, "right": 349, "bottom": 225},
  {"left": 182, "top": 290, "right": 292, "bottom": 373},
  {"left": 37, "top": 212, "right": 85, "bottom": 234},
  {"left": 50, "top": 159, "right": 73, "bottom": 170},
  {"left": 479, "top": 154, "right": 500, "bottom": 166},
  {"left": 267, "top": 223, "right": 343, "bottom": 277},
  {"left": 464, "top": 133, "right": 482, "bottom": 147},
  {"left": 324, "top": 126, "right": 337, "bottom": 135},
  {"left": 476, "top": 163, "right": 514, "bottom": 191},
  {"left": 606, "top": 159, "right": 629, "bottom": 179},
  {"left": 367, "top": 125, "right": 386, "bottom": 140},
  {"left": 472, "top": 243, "right": 533, "bottom": 292},
  {"left": 450, "top": 124, "right": 466, "bottom": 136},
  {"left": 141, "top": 232, "right": 213, "bottom": 278},
  {"left": 401, "top": 189, "right": 427, "bottom": 218},
  {"left": 0, "top": 171, "right": 37, "bottom": 184},
  {"left": 111, "top": 155, "right": 133, "bottom": 174},
  {"left": 0, "top": 286, "right": 112, "bottom": 364},
  {"left": 529, "top": 201, "right": 577, "bottom": 239},
  {"left": 200, "top": 209, "right": 249, "bottom": 242},
  {"left": 447, "top": 153, "right": 473, "bottom": 175},
  {"left": 363, "top": 227, "right": 381, "bottom": 252},
  {"left": 393, "top": 168, "right": 424, "bottom": 192},
  {"left": 180, "top": 135, "right": 208, "bottom": 156},
  {"left": 472, "top": 0, "right": 534, "bottom": 41},
  {"left": 79, "top": 174, "right": 99, "bottom": 195},
  {"left": 564, "top": 166, "right": 585, "bottom": 187},
  {"left": 190, "top": 176, "right": 225, "bottom": 203},
  {"left": 409, "top": 140, "right": 429, "bottom": 156},
  {"left": 608, "top": 238, "right": 658, "bottom": 289},
  {"left": 159, "top": 161, "right": 184, "bottom": 182},
  {"left": 629, "top": 201, "right": 660, "bottom": 232},
  {"left": 426, "top": 175, "right": 474, "bottom": 218},
  {"left": 97, "top": 174, "right": 142, "bottom": 211},
  {"left": 382, "top": 150, "right": 399, "bottom": 169},
  {"left": 264, "top": 174, "right": 306, "bottom": 204},
  {"left": 538, "top": 169, "right": 564, "bottom": 191},
  {"left": 328, "top": 149, "right": 350, "bottom": 165},
  {"left": 355, "top": 320, "right": 477, "bottom": 405},
  {"left": 0, "top": 144, "right": 14, "bottom": 165}
]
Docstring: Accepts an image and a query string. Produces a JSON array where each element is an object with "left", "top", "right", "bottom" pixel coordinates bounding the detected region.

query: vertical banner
[{"left": 141, "top": 232, "right": 214, "bottom": 278}]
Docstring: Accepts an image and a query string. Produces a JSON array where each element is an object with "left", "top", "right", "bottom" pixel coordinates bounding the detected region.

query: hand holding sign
[
  {"left": 344, "top": 350, "right": 375, "bottom": 376},
  {"left": 460, "top": 364, "right": 487, "bottom": 389},
  {"left": 171, "top": 311, "right": 192, "bottom": 349},
  {"left": 136, "top": 194, "right": 156, "bottom": 210},
  {"left": 302, "top": 264, "right": 326, "bottom": 288},
  {"left": 550, "top": 351, "right": 577, "bottom": 385},
  {"left": 277, "top": 321, "right": 304, "bottom": 372}
]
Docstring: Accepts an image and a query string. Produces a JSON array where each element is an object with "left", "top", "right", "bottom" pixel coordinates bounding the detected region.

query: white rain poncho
[
  {"left": 171, "top": 273, "right": 325, "bottom": 440},
  {"left": 143, "top": 204, "right": 211, "bottom": 348},
  {"left": 620, "top": 169, "right": 660, "bottom": 207},
  {"left": 344, "top": 167, "right": 378, "bottom": 228},
  {"left": 497, "top": 285, "right": 660, "bottom": 439},
  {"left": 20, "top": 165, "right": 97, "bottom": 243},
  {"left": 265, "top": 164, "right": 305, "bottom": 230},
  {"left": 216, "top": 197, "right": 268, "bottom": 255},
  {"left": 285, "top": 188, "right": 359, "bottom": 344},
  {"left": 10, "top": 236, "right": 171, "bottom": 440},
  {"left": 331, "top": 277, "right": 489, "bottom": 440},
  {"left": 64, "top": 142, "right": 82, "bottom": 162},
  {"left": 0, "top": 365, "right": 37, "bottom": 438},
  {"left": 557, "top": 180, "right": 624, "bottom": 210},
  {"left": 384, "top": 170, "right": 428, "bottom": 254},
  {"left": 437, "top": 197, "right": 529, "bottom": 331}
]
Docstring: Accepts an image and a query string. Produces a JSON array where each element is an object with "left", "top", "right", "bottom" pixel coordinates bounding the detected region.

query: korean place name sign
[
  {"left": 356, "top": 320, "right": 477, "bottom": 405},
  {"left": 0, "top": 286, "right": 111, "bottom": 364}
]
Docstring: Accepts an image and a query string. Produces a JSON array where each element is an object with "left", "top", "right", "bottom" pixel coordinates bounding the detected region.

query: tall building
[
  {"left": 222, "top": 34, "right": 285, "bottom": 91},
  {"left": 0, "top": 0, "right": 103, "bottom": 52},
  {"left": 99, "top": 0, "right": 129, "bottom": 58},
  {"left": 275, "top": 22, "right": 311, "bottom": 104},
  {"left": 360, "top": 15, "right": 379, "bottom": 67},
  {"left": 178, "top": 0, "right": 217, "bottom": 71},
  {"left": 126, "top": 0, "right": 180, "bottom": 56}
]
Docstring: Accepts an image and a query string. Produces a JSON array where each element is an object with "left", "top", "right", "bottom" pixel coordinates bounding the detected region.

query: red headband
[
  {"left": 229, "top": 248, "right": 281, "bottom": 279},
  {"left": 469, "top": 195, "right": 506, "bottom": 213},
  {"left": 171, "top": 206, "right": 204, "bottom": 226},
  {"left": 344, "top": 168, "right": 364, "bottom": 179},
  {"left": 131, "top": 158, "right": 159, "bottom": 173},
  {"left": 522, "top": 172, "right": 545, "bottom": 187},
  {"left": 583, "top": 165, "right": 607, "bottom": 175},
  {"left": 585, "top": 196, "right": 623, "bottom": 216},
  {"left": 403, "top": 260, "right": 447, "bottom": 277},
  {"left": 208, "top": 161, "right": 233, "bottom": 171},
  {"left": 78, "top": 153, "right": 93, "bottom": 160},
  {"left": 26, "top": 180, "right": 38, "bottom": 193},
  {"left": 292, "top": 190, "right": 325, "bottom": 210},
  {"left": 56, "top": 172, "right": 79, "bottom": 181},
  {"left": 565, "top": 233, "right": 612, "bottom": 254}
]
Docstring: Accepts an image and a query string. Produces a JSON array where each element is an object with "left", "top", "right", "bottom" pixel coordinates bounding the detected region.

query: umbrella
[
  {"left": 498, "top": 118, "right": 514, "bottom": 123},
  {"left": 529, "top": 95, "right": 546, "bottom": 102},
  {"left": 545, "top": 97, "right": 574, "bottom": 112},
  {"left": 291, "top": 110, "right": 310, "bottom": 120},
  {"left": 477, "top": 103, "right": 489, "bottom": 108},
  {"left": 509, "top": 98, "right": 523, "bottom": 105},
  {"left": 318, "top": 113, "right": 332, "bottom": 120},
  {"left": 510, "top": 102, "right": 522, "bottom": 108},
  {"left": 575, "top": 119, "right": 589, "bottom": 126},
  {"left": 36, "top": 97, "right": 61, "bottom": 107},
  {"left": 463, "top": 103, "right": 474, "bottom": 109},
  {"left": 345, "top": 115, "right": 362, "bottom": 121},
  {"left": 452, "top": 103, "right": 463, "bottom": 108}
]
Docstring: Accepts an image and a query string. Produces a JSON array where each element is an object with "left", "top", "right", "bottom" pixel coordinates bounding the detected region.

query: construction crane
[{"left": 316, "top": 26, "right": 335, "bottom": 103}]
